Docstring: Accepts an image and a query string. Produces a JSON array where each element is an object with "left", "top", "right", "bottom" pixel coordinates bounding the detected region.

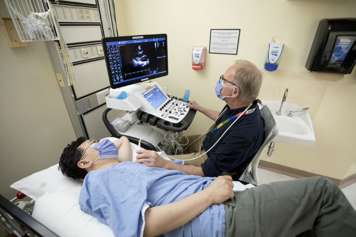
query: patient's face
[{"left": 78, "top": 140, "right": 98, "bottom": 162}]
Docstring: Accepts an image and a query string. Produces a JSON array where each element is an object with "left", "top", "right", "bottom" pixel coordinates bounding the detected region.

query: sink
[{"left": 264, "top": 101, "right": 316, "bottom": 143}]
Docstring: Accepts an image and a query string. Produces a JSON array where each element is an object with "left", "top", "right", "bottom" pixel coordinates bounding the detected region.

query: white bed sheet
[
  {"left": 32, "top": 185, "right": 114, "bottom": 237},
  {"left": 32, "top": 181, "right": 253, "bottom": 237}
]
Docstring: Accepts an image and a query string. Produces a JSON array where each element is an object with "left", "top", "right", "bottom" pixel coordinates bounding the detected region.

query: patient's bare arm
[
  {"left": 143, "top": 176, "right": 234, "bottom": 237},
  {"left": 114, "top": 136, "right": 132, "bottom": 161}
]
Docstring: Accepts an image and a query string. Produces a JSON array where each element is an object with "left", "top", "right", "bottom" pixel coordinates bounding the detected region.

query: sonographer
[{"left": 136, "top": 59, "right": 265, "bottom": 180}]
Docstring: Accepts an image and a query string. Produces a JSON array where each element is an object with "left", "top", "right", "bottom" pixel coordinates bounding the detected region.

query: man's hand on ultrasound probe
[{"left": 136, "top": 149, "right": 170, "bottom": 168}]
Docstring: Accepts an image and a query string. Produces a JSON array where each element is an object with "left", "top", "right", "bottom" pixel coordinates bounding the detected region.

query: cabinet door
[
  {"left": 72, "top": 60, "right": 109, "bottom": 98},
  {"left": 61, "top": 25, "right": 102, "bottom": 44}
]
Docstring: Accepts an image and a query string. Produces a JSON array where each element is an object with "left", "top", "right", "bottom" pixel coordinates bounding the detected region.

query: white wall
[
  {"left": 0, "top": 1, "right": 75, "bottom": 198},
  {"left": 117, "top": 0, "right": 356, "bottom": 180}
]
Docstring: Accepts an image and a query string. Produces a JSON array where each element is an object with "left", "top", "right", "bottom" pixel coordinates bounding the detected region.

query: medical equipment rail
[{"left": 102, "top": 107, "right": 196, "bottom": 150}]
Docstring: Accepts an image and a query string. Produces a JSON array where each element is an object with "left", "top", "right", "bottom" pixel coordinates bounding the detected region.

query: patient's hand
[
  {"left": 136, "top": 149, "right": 169, "bottom": 168},
  {"left": 204, "top": 176, "right": 234, "bottom": 204}
]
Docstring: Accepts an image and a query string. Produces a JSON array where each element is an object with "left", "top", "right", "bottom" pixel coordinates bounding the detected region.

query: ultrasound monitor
[
  {"left": 143, "top": 85, "right": 168, "bottom": 109},
  {"left": 103, "top": 34, "right": 168, "bottom": 88}
]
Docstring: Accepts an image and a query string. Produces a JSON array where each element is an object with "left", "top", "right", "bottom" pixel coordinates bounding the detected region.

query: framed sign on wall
[{"left": 209, "top": 28, "right": 240, "bottom": 55}]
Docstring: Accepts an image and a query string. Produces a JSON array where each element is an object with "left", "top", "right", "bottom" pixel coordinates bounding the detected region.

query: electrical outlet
[
  {"left": 81, "top": 48, "right": 90, "bottom": 59},
  {"left": 97, "top": 46, "right": 103, "bottom": 56}
]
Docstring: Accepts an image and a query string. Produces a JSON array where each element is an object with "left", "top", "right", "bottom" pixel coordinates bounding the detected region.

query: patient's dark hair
[{"left": 59, "top": 137, "right": 88, "bottom": 180}]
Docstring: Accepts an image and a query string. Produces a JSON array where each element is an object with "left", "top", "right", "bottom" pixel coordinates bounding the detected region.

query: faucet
[
  {"left": 287, "top": 107, "right": 309, "bottom": 117},
  {"left": 276, "top": 88, "right": 288, "bottom": 115}
]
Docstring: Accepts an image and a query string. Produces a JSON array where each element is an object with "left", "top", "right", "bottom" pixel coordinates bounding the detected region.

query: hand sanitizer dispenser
[
  {"left": 192, "top": 47, "right": 207, "bottom": 71},
  {"left": 264, "top": 41, "right": 284, "bottom": 72}
]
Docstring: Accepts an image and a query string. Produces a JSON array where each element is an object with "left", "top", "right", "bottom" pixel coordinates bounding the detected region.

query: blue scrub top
[{"left": 79, "top": 162, "right": 225, "bottom": 237}]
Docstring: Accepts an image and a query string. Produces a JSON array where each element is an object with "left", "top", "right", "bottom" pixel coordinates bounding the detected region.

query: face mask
[
  {"left": 215, "top": 78, "right": 225, "bottom": 100},
  {"left": 90, "top": 138, "right": 119, "bottom": 159},
  {"left": 215, "top": 78, "right": 237, "bottom": 100}
]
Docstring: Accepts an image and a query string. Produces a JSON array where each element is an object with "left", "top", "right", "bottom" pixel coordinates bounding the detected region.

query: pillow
[
  {"left": 10, "top": 164, "right": 81, "bottom": 200},
  {"left": 11, "top": 143, "right": 141, "bottom": 200},
  {"left": 32, "top": 187, "right": 114, "bottom": 237}
]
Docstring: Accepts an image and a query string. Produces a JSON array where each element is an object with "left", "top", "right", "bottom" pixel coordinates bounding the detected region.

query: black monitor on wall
[
  {"left": 102, "top": 34, "right": 168, "bottom": 89},
  {"left": 305, "top": 18, "right": 356, "bottom": 74},
  {"left": 329, "top": 35, "right": 356, "bottom": 67}
]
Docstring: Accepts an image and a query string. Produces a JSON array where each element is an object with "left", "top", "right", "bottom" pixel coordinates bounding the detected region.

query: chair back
[{"left": 239, "top": 104, "right": 278, "bottom": 185}]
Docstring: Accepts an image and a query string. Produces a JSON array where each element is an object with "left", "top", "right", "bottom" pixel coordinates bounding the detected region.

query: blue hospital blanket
[{"left": 79, "top": 162, "right": 225, "bottom": 237}]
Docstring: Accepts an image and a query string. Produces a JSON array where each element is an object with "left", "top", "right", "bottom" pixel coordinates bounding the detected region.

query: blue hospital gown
[{"left": 79, "top": 162, "right": 225, "bottom": 237}]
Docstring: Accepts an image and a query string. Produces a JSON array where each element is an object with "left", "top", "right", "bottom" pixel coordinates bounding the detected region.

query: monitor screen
[
  {"left": 103, "top": 34, "right": 168, "bottom": 88},
  {"left": 143, "top": 85, "right": 168, "bottom": 109},
  {"left": 329, "top": 35, "right": 356, "bottom": 65}
]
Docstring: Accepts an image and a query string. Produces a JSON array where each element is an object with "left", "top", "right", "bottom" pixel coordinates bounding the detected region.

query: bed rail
[{"left": 0, "top": 195, "right": 59, "bottom": 237}]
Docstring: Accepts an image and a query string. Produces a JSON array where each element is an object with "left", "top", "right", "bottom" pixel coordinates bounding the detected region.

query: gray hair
[{"left": 232, "top": 60, "right": 262, "bottom": 102}]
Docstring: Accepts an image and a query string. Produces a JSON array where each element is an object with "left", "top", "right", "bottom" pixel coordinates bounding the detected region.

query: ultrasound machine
[{"left": 102, "top": 34, "right": 196, "bottom": 150}]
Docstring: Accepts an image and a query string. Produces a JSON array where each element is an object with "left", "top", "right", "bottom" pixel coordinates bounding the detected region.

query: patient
[{"left": 59, "top": 137, "right": 356, "bottom": 237}]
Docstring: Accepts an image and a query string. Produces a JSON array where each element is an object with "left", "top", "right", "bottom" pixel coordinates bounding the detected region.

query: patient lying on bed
[{"left": 59, "top": 137, "right": 356, "bottom": 237}]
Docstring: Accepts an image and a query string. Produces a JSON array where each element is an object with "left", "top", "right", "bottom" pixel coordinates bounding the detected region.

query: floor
[{"left": 257, "top": 168, "right": 356, "bottom": 209}]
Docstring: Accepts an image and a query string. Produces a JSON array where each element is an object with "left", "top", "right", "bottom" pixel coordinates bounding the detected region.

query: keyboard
[{"left": 157, "top": 98, "right": 190, "bottom": 123}]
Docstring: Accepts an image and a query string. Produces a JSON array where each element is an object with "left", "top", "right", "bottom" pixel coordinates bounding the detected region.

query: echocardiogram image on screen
[{"left": 103, "top": 34, "right": 168, "bottom": 88}]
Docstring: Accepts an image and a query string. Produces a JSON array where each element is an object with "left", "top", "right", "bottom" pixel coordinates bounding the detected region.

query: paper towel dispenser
[{"left": 306, "top": 18, "right": 356, "bottom": 74}]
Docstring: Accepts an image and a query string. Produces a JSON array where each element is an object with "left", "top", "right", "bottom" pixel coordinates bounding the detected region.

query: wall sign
[{"left": 209, "top": 28, "right": 240, "bottom": 55}]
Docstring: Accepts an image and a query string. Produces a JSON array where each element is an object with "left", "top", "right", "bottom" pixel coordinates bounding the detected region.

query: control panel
[
  {"left": 157, "top": 97, "right": 190, "bottom": 123},
  {"left": 141, "top": 84, "right": 190, "bottom": 124}
]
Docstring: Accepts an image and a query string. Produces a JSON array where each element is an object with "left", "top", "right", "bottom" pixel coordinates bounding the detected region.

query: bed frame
[{"left": 0, "top": 195, "right": 59, "bottom": 237}]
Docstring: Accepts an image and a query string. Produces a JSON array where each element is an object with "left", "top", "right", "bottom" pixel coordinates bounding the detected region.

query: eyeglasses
[{"left": 219, "top": 75, "right": 239, "bottom": 88}]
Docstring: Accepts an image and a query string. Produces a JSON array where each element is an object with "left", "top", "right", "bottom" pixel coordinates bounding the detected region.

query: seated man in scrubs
[
  {"left": 58, "top": 137, "right": 356, "bottom": 237},
  {"left": 137, "top": 59, "right": 265, "bottom": 180}
]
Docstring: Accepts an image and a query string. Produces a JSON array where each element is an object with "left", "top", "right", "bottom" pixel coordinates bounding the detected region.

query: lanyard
[{"left": 212, "top": 106, "right": 256, "bottom": 132}]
